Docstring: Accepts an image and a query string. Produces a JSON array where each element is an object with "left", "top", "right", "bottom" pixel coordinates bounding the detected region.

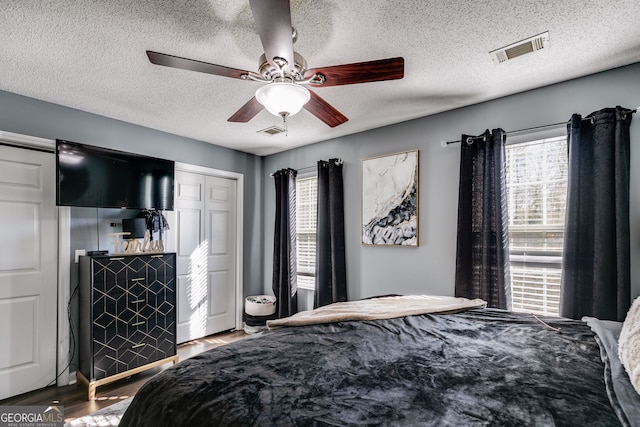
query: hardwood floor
[{"left": 0, "top": 330, "right": 247, "bottom": 422}]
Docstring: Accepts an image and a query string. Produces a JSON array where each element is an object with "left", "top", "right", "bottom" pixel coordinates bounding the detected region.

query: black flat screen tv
[{"left": 56, "top": 140, "right": 174, "bottom": 210}]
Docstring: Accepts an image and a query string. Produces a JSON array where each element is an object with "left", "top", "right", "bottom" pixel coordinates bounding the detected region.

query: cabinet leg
[
  {"left": 76, "top": 371, "right": 97, "bottom": 401},
  {"left": 88, "top": 383, "right": 96, "bottom": 401},
  {"left": 78, "top": 356, "right": 179, "bottom": 400}
]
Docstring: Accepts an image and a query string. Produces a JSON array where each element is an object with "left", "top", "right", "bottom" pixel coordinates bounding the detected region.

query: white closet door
[
  {"left": 0, "top": 145, "right": 57, "bottom": 399},
  {"left": 173, "top": 170, "right": 237, "bottom": 343},
  {"left": 204, "top": 175, "right": 237, "bottom": 335}
]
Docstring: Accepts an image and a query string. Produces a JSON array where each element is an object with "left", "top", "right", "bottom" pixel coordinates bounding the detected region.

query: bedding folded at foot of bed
[{"left": 267, "top": 294, "right": 487, "bottom": 328}]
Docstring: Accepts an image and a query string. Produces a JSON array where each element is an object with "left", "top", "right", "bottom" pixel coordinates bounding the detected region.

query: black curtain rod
[
  {"left": 441, "top": 107, "right": 638, "bottom": 147},
  {"left": 270, "top": 158, "right": 343, "bottom": 177}
]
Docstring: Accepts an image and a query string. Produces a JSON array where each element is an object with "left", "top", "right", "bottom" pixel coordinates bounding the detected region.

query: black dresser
[{"left": 78, "top": 253, "right": 178, "bottom": 399}]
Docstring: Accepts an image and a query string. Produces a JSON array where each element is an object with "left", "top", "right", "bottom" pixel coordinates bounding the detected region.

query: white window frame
[
  {"left": 505, "top": 125, "right": 567, "bottom": 316},
  {"left": 296, "top": 170, "right": 318, "bottom": 291}
]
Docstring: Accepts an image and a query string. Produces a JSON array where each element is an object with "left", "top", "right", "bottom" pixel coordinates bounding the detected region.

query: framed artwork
[{"left": 361, "top": 150, "right": 419, "bottom": 246}]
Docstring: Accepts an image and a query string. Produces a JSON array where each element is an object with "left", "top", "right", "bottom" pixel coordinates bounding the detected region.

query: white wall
[{"left": 262, "top": 62, "right": 640, "bottom": 301}]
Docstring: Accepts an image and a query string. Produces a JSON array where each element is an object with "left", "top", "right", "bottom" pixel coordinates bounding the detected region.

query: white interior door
[
  {"left": 173, "top": 170, "right": 237, "bottom": 343},
  {"left": 0, "top": 145, "right": 57, "bottom": 399}
]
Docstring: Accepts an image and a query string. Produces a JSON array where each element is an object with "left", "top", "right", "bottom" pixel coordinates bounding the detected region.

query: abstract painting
[{"left": 362, "top": 150, "right": 418, "bottom": 246}]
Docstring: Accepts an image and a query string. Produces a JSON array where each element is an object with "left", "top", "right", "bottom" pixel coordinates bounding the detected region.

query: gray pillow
[{"left": 584, "top": 316, "right": 640, "bottom": 426}]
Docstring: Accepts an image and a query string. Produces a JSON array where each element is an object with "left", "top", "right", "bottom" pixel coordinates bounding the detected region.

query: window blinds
[
  {"left": 505, "top": 136, "right": 568, "bottom": 316},
  {"left": 296, "top": 175, "right": 318, "bottom": 290}
]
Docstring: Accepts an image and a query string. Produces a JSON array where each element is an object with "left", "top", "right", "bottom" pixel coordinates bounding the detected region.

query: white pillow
[{"left": 619, "top": 296, "right": 640, "bottom": 395}]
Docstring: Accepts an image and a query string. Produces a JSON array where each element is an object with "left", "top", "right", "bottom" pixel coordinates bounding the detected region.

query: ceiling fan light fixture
[{"left": 255, "top": 81, "right": 310, "bottom": 117}]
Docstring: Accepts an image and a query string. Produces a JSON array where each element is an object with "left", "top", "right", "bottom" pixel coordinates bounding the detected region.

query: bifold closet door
[{"left": 174, "top": 170, "right": 237, "bottom": 343}]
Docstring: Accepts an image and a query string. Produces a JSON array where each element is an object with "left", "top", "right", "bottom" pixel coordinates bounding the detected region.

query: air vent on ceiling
[
  {"left": 489, "top": 31, "right": 549, "bottom": 64},
  {"left": 257, "top": 126, "right": 285, "bottom": 136}
]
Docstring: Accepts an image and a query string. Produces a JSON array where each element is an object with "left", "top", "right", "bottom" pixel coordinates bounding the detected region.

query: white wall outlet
[{"left": 75, "top": 249, "right": 86, "bottom": 263}]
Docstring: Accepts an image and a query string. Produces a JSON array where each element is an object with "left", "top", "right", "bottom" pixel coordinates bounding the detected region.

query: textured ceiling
[{"left": 1, "top": 1, "right": 639, "bottom": 156}]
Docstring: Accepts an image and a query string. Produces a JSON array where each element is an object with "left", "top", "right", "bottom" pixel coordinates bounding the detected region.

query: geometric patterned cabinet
[{"left": 78, "top": 253, "right": 178, "bottom": 400}]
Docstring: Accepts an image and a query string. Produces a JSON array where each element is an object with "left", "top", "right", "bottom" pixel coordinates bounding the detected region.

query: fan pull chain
[{"left": 281, "top": 112, "right": 288, "bottom": 136}]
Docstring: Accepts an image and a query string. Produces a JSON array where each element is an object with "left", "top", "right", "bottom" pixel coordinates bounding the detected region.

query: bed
[{"left": 120, "top": 295, "right": 639, "bottom": 426}]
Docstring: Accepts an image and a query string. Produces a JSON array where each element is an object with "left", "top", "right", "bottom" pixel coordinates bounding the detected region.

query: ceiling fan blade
[
  {"left": 305, "top": 57, "right": 404, "bottom": 87},
  {"left": 249, "top": 0, "right": 294, "bottom": 72},
  {"left": 146, "top": 51, "right": 251, "bottom": 79},
  {"left": 304, "top": 90, "right": 348, "bottom": 128},
  {"left": 228, "top": 97, "right": 264, "bottom": 123}
]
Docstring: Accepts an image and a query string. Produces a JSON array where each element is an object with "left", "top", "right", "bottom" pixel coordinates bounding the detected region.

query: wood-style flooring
[{"left": 0, "top": 330, "right": 247, "bottom": 422}]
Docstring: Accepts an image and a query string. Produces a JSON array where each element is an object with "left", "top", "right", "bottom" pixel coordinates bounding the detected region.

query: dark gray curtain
[
  {"left": 560, "top": 106, "right": 633, "bottom": 321},
  {"left": 314, "top": 159, "right": 347, "bottom": 308},
  {"left": 455, "top": 129, "right": 511, "bottom": 310},
  {"left": 272, "top": 168, "right": 298, "bottom": 318}
]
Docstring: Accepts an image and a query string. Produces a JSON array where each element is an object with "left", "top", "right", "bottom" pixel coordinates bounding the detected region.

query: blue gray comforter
[{"left": 120, "top": 309, "right": 621, "bottom": 426}]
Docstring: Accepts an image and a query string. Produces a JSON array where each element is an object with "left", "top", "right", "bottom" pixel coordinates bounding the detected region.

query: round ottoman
[{"left": 244, "top": 295, "right": 277, "bottom": 333}]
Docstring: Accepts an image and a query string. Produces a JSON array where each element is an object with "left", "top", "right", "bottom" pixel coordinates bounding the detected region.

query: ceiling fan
[{"left": 146, "top": 0, "right": 404, "bottom": 130}]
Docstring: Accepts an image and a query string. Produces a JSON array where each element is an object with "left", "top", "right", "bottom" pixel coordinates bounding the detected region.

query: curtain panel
[
  {"left": 455, "top": 129, "right": 512, "bottom": 310},
  {"left": 314, "top": 159, "right": 348, "bottom": 308},
  {"left": 560, "top": 106, "right": 633, "bottom": 321},
  {"left": 272, "top": 168, "right": 298, "bottom": 318}
]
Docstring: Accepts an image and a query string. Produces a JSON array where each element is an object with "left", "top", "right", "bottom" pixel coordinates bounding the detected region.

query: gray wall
[
  {"left": 262, "top": 62, "right": 640, "bottom": 302},
  {"left": 0, "top": 89, "right": 265, "bottom": 370},
  {"left": 1, "top": 61, "right": 638, "bottom": 373},
  {"left": 0, "top": 89, "right": 264, "bottom": 297}
]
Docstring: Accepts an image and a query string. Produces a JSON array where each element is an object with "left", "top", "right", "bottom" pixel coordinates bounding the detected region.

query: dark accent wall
[{"left": 262, "top": 62, "right": 640, "bottom": 302}]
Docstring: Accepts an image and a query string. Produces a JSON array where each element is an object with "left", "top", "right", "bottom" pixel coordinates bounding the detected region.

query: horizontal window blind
[
  {"left": 296, "top": 175, "right": 317, "bottom": 290},
  {"left": 505, "top": 135, "right": 567, "bottom": 316}
]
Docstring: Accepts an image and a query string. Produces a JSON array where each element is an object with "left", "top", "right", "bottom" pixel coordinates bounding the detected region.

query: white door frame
[{"left": 172, "top": 162, "right": 245, "bottom": 332}]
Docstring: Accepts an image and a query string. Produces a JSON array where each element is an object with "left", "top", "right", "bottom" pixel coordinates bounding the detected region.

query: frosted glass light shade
[{"left": 255, "top": 82, "right": 310, "bottom": 117}]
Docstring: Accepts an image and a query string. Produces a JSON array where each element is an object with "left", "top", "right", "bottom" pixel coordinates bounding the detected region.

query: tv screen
[{"left": 56, "top": 140, "right": 174, "bottom": 210}]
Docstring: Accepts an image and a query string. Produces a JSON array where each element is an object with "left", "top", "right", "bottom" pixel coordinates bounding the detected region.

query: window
[
  {"left": 504, "top": 135, "right": 568, "bottom": 316},
  {"left": 296, "top": 174, "right": 317, "bottom": 290}
]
